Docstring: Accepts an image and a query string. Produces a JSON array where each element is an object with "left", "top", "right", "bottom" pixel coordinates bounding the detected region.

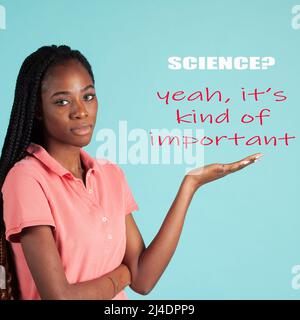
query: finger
[{"left": 223, "top": 153, "right": 263, "bottom": 174}]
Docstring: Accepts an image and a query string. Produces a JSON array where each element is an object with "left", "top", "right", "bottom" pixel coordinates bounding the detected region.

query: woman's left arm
[
  {"left": 122, "top": 152, "right": 263, "bottom": 295},
  {"left": 122, "top": 176, "right": 194, "bottom": 295}
]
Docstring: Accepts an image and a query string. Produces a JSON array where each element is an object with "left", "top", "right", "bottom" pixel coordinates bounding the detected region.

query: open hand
[{"left": 185, "top": 153, "right": 263, "bottom": 192}]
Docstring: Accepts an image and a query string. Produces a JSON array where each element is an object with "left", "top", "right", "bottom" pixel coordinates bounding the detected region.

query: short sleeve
[
  {"left": 117, "top": 166, "right": 139, "bottom": 215},
  {"left": 1, "top": 167, "right": 56, "bottom": 243}
]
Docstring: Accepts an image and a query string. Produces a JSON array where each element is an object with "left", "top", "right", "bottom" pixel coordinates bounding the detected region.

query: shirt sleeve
[
  {"left": 1, "top": 166, "right": 56, "bottom": 243},
  {"left": 116, "top": 166, "right": 139, "bottom": 216}
]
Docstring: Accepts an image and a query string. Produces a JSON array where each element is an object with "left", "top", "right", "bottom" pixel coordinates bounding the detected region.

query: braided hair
[{"left": 0, "top": 45, "right": 95, "bottom": 299}]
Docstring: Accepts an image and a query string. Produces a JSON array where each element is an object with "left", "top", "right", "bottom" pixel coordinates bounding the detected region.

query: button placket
[
  {"left": 104, "top": 233, "right": 113, "bottom": 255},
  {"left": 71, "top": 169, "right": 99, "bottom": 208},
  {"left": 104, "top": 231, "right": 113, "bottom": 254},
  {"left": 98, "top": 207, "right": 111, "bottom": 254},
  {"left": 102, "top": 216, "right": 112, "bottom": 252},
  {"left": 103, "top": 216, "right": 113, "bottom": 254},
  {"left": 84, "top": 169, "right": 93, "bottom": 195}
]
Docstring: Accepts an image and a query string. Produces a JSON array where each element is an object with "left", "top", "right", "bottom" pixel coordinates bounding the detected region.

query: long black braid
[{"left": 0, "top": 45, "right": 95, "bottom": 299}]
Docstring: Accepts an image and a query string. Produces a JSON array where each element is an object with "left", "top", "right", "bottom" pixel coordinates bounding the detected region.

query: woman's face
[{"left": 37, "top": 58, "right": 98, "bottom": 148}]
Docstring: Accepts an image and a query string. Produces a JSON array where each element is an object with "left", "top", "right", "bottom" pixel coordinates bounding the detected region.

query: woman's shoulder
[{"left": 1, "top": 155, "right": 44, "bottom": 192}]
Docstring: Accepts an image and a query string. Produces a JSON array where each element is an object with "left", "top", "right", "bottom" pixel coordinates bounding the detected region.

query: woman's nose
[{"left": 71, "top": 99, "right": 88, "bottom": 118}]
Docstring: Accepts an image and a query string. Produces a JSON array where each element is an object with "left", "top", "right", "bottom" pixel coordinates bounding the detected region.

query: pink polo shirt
[{"left": 1, "top": 142, "right": 139, "bottom": 300}]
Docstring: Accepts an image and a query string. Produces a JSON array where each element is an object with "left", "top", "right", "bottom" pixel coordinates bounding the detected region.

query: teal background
[{"left": 0, "top": 0, "right": 299, "bottom": 299}]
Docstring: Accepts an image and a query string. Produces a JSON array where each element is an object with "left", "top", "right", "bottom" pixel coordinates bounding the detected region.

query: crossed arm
[
  {"left": 20, "top": 179, "right": 192, "bottom": 299},
  {"left": 20, "top": 153, "right": 262, "bottom": 299}
]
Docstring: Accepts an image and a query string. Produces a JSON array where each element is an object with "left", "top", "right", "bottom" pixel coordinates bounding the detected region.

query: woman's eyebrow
[{"left": 50, "top": 84, "right": 95, "bottom": 98}]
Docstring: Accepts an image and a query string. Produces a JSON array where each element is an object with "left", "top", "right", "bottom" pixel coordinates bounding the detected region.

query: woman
[{"left": 0, "top": 45, "right": 262, "bottom": 300}]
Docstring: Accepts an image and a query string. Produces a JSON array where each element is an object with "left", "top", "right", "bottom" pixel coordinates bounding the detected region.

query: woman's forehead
[{"left": 41, "top": 60, "right": 92, "bottom": 93}]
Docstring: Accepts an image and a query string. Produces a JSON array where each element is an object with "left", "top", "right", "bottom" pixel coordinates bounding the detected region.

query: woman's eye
[
  {"left": 55, "top": 99, "right": 69, "bottom": 106},
  {"left": 84, "top": 94, "right": 96, "bottom": 101}
]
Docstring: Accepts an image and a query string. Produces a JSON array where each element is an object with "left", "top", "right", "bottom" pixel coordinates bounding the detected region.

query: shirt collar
[{"left": 25, "top": 142, "right": 100, "bottom": 178}]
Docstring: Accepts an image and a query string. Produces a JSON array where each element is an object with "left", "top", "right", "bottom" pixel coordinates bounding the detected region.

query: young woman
[{"left": 0, "top": 45, "right": 262, "bottom": 300}]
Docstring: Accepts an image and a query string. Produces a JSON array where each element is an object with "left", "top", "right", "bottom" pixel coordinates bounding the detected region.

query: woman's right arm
[{"left": 20, "top": 225, "right": 131, "bottom": 300}]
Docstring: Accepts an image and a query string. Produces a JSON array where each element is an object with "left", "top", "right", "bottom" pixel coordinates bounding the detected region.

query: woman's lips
[{"left": 71, "top": 125, "right": 92, "bottom": 136}]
